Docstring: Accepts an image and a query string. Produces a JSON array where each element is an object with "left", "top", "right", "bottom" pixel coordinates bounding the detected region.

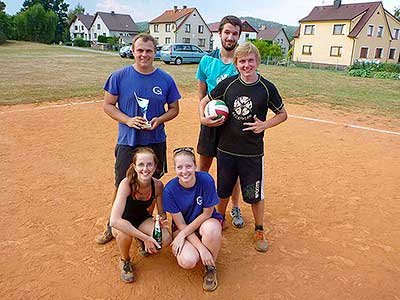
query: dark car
[
  {"left": 119, "top": 45, "right": 133, "bottom": 58},
  {"left": 160, "top": 43, "right": 206, "bottom": 65}
]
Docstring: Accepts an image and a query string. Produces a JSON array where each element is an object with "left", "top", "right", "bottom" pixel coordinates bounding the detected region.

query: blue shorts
[{"left": 217, "top": 150, "right": 264, "bottom": 204}]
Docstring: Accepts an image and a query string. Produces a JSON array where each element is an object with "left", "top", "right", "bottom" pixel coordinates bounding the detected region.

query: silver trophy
[{"left": 134, "top": 92, "right": 151, "bottom": 128}]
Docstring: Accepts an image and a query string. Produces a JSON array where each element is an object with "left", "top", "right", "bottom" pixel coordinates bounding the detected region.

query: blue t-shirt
[
  {"left": 104, "top": 65, "right": 181, "bottom": 146},
  {"left": 163, "top": 172, "right": 220, "bottom": 225},
  {"left": 196, "top": 49, "right": 238, "bottom": 92}
]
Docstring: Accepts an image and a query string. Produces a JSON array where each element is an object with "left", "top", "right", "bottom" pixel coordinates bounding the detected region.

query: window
[
  {"left": 74, "top": 25, "right": 78, "bottom": 30},
  {"left": 81, "top": 25, "right": 84, "bottom": 30},
  {"left": 367, "top": 25, "right": 374, "bottom": 36},
  {"left": 377, "top": 26, "right": 383, "bottom": 37},
  {"left": 154, "top": 24, "right": 159, "bottom": 33},
  {"left": 389, "top": 48, "right": 396, "bottom": 59},
  {"left": 166, "top": 24, "right": 171, "bottom": 32},
  {"left": 198, "top": 38, "right": 205, "bottom": 47},
  {"left": 330, "top": 46, "right": 343, "bottom": 57},
  {"left": 165, "top": 37, "right": 171, "bottom": 44},
  {"left": 375, "top": 47, "right": 383, "bottom": 58},
  {"left": 304, "top": 25, "right": 315, "bottom": 35},
  {"left": 185, "top": 24, "right": 191, "bottom": 33},
  {"left": 182, "top": 37, "right": 190, "bottom": 43},
  {"left": 393, "top": 28, "right": 399, "bottom": 40},
  {"left": 97, "top": 24, "right": 101, "bottom": 30},
  {"left": 360, "top": 47, "right": 368, "bottom": 58},
  {"left": 245, "top": 33, "right": 250, "bottom": 40},
  {"left": 89, "top": 34, "right": 91, "bottom": 39},
  {"left": 302, "top": 45, "right": 312, "bottom": 55},
  {"left": 94, "top": 33, "right": 97, "bottom": 38},
  {"left": 333, "top": 24, "right": 345, "bottom": 35},
  {"left": 198, "top": 25, "right": 204, "bottom": 33}
]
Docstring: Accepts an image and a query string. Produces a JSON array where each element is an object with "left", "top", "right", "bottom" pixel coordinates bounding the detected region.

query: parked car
[
  {"left": 160, "top": 43, "right": 206, "bottom": 65},
  {"left": 119, "top": 45, "right": 133, "bottom": 58}
]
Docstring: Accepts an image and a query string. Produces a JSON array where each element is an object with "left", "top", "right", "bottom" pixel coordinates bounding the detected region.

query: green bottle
[{"left": 153, "top": 214, "right": 162, "bottom": 249}]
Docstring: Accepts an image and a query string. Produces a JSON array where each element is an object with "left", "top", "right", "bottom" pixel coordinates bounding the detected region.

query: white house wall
[
  {"left": 69, "top": 19, "right": 91, "bottom": 41},
  {"left": 91, "top": 16, "right": 110, "bottom": 41},
  {"left": 175, "top": 9, "right": 211, "bottom": 50}
]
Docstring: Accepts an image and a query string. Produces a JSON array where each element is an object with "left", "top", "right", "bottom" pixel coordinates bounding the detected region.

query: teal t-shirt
[{"left": 195, "top": 49, "right": 238, "bottom": 93}]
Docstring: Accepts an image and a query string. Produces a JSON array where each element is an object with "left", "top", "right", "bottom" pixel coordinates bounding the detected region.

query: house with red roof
[
  {"left": 208, "top": 20, "right": 258, "bottom": 50},
  {"left": 257, "top": 27, "right": 291, "bottom": 55},
  {"left": 292, "top": 0, "right": 400, "bottom": 66},
  {"left": 149, "top": 5, "right": 211, "bottom": 50}
]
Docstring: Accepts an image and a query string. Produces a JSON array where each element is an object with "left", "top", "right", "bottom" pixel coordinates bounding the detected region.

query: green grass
[{"left": 1, "top": 41, "right": 399, "bottom": 118}]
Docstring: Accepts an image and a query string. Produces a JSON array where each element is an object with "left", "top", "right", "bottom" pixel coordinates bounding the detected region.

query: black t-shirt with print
[{"left": 209, "top": 74, "right": 284, "bottom": 156}]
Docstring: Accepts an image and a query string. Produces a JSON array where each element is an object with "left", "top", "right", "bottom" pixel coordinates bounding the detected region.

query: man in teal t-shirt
[{"left": 195, "top": 15, "right": 245, "bottom": 229}]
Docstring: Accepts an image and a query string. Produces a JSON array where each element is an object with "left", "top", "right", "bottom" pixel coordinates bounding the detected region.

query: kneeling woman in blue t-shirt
[
  {"left": 110, "top": 147, "right": 171, "bottom": 283},
  {"left": 163, "top": 147, "right": 223, "bottom": 292}
]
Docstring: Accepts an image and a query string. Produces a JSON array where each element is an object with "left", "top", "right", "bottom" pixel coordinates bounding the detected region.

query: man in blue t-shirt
[
  {"left": 95, "top": 33, "right": 181, "bottom": 245},
  {"left": 196, "top": 16, "right": 245, "bottom": 229}
]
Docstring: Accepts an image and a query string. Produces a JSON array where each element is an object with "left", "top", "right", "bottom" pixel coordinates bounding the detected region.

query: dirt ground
[{"left": 0, "top": 93, "right": 399, "bottom": 300}]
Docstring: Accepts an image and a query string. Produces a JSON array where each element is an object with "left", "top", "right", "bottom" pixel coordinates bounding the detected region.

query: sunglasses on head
[{"left": 173, "top": 147, "right": 195, "bottom": 155}]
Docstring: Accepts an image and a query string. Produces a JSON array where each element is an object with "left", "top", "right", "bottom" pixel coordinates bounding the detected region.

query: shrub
[
  {"left": 372, "top": 71, "right": 400, "bottom": 80},
  {"left": 97, "top": 35, "right": 108, "bottom": 43},
  {"left": 74, "top": 38, "right": 86, "bottom": 47}
]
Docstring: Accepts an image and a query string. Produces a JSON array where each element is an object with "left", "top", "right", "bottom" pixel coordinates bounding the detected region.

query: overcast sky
[{"left": 4, "top": 0, "right": 399, "bottom": 26}]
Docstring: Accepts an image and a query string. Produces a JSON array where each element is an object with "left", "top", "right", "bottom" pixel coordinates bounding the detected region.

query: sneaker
[
  {"left": 95, "top": 222, "right": 113, "bottom": 244},
  {"left": 203, "top": 266, "right": 218, "bottom": 292},
  {"left": 254, "top": 230, "right": 269, "bottom": 252},
  {"left": 135, "top": 238, "right": 150, "bottom": 257},
  {"left": 230, "top": 207, "right": 245, "bottom": 228},
  {"left": 119, "top": 258, "right": 134, "bottom": 283}
]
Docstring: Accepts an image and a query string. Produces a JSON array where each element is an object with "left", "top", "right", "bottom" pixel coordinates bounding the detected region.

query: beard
[{"left": 222, "top": 39, "right": 237, "bottom": 51}]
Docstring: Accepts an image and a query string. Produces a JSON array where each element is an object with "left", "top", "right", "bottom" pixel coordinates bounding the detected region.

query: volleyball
[{"left": 204, "top": 100, "right": 229, "bottom": 120}]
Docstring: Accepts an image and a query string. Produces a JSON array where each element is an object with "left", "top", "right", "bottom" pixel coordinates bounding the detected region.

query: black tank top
[{"left": 122, "top": 179, "right": 156, "bottom": 221}]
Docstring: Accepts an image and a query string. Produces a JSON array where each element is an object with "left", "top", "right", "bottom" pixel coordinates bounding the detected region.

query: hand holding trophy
[{"left": 134, "top": 92, "right": 152, "bottom": 129}]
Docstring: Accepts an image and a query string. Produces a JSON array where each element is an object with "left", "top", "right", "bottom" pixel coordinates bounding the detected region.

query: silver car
[{"left": 160, "top": 43, "right": 206, "bottom": 65}]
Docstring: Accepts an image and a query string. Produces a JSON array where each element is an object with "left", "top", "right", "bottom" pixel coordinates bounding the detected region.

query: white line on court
[
  {"left": 1, "top": 100, "right": 399, "bottom": 136},
  {"left": 289, "top": 115, "right": 400, "bottom": 136}
]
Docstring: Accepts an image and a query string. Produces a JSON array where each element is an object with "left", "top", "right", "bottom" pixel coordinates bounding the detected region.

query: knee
[
  {"left": 177, "top": 252, "right": 198, "bottom": 269},
  {"left": 202, "top": 222, "right": 222, "bottom": 242},
  {"left": 162, "top": 229, "right": 172, "bottom": 246},
  {"left": 116, "top": 232, "right": 132, "bottom": 244}
]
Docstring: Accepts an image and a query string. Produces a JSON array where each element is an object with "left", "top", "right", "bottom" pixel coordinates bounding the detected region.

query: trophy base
[{"left": 142, "top": 121, "right": 151, "bottom": 129}]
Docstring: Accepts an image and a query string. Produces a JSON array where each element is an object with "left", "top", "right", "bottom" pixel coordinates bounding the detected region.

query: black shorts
[
  {"left": 196, "top": 125, "right": 220, "bottom": 157},
  {"left": 217, "top": 150, "right": 264, "bottom": 204},
  {"left": 123, "top": 211, "right": 152, "bottom": 229},
  {"left": 114, "top": 142, "right": 167, "bottom": 187}
]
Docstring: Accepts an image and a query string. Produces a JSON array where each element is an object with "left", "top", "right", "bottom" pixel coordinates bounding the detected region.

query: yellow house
[{"left": 292, "top": 0, "right": 400, "bottom": 67}]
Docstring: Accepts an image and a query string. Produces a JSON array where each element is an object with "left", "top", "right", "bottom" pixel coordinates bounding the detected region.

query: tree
[
  {"left": 22, "top": 0, "right": 69, "bottom": 42},
  {"left": 394, "top": 7, "right": 400, "bottom": 20},
  {"left": 67, "top": 2, "right": 84, "bottom": 23},
  {"left": 0, "top": 1, "right": 10, "bottom": 44},
  {"left": 15, "top": 3, "right": 57, "bottom": 43},
  {"left": 251, "top": 39, "right": 283, "bottom": 61}
]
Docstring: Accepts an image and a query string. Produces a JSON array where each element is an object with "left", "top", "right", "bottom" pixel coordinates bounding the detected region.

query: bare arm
[
  {"left": 243, "top": 107, "right": 288, "bottom": 133},
  {"left": 170, "top": 207, "right": 216, "bottom": 266},
  {"left": 103, "top": 91, "right": 147, "bottom": 129},
  {"left": 198, "top": 80, "right": 207, "bottom": 101},
  {"left": 109, "top": 178, "right": 160, "bottom": 253},
  {"left": 199, "top": 94, "right": 225, "bottom": 127}
]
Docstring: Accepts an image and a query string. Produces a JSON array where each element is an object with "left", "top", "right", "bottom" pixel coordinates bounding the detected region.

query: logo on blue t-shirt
[
  {"left": 153, "top": 86, "right": 163, "bottom": 95},
  {"left": 196, "top": 196, "right": 203, "bottom": 206}
]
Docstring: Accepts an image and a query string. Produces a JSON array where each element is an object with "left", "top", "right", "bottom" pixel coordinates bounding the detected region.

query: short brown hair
[
  {"left": 132, "top": 33, "right": 157, "bottom": 51},
  {"left": 218, "top": 15, "right": 242, "bottom": 35},
  {"left": 233, "top": 42, "right": 261, "bottom": 66}
]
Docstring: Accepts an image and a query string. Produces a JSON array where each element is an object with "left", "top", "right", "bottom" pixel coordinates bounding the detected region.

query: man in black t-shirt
[{"left": 199, "top": 42, "right": 287, "bottom": 252}]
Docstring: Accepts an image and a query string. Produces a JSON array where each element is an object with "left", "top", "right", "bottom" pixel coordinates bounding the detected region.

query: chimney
[
  {"left": 173, "top": 5, "right": 178, "bottom": 12},
  {"left": 333, "top": 0, "right": 341, "bottom": 8},
  {"left": 183, "top": 5, "right": 187, "bottom": 9}
]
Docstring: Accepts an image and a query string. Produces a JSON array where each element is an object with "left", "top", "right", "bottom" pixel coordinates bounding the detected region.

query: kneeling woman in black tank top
[{"left": 110, "top": 147, "right": 171, "bottom": 283}]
